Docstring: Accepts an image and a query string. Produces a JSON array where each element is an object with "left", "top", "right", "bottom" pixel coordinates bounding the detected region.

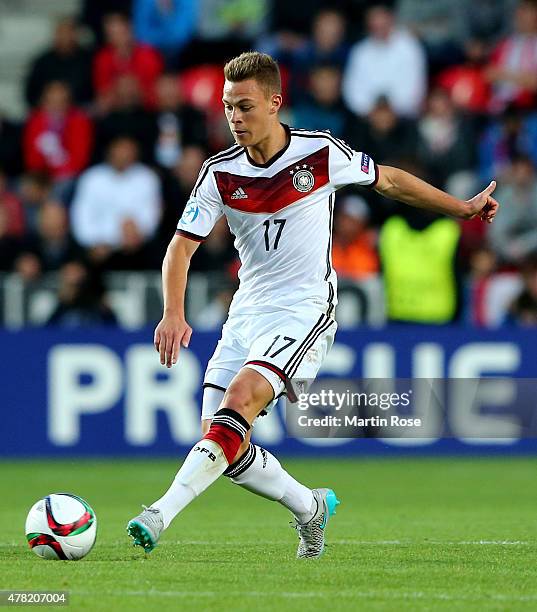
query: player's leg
[
  {"left": 147, "top": 388, "right": 253, "bottom": 533},
  {"left": 152, "top": 367, "right": 272, "bottom": 518},
  {"left": 127, "top": 367, "right": 273, "bottom": 551},
  {"left": 232, "top": 310, "right": 340, "bottom": 558},
  {"left": 127, "top": 320, "right": 248, "bottom": 551},
  {"left": 201, "top": 386, "right": 317, "bottom": 524}
]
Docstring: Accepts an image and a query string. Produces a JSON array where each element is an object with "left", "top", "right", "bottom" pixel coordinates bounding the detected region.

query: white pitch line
[
  {"left": 456, "top": 540, "right": 530, "bottom": 545},
  {"left": 1, "top": 539, "right": 533, "bottom": 550},
  {"left": 333, "top": 539, "right": 533, "bottom": 546},
  {"left": 126, "top": 539, "right": 534, "bottom": 547},
  {"left": 4, "top": 539, "right": 532, "bottom": 549},
  {"left": 70, "top": 589, "right": 537, "bottom": 603}
]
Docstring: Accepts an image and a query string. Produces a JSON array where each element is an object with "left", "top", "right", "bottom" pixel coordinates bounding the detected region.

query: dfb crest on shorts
[{"left": 290, "top": 164, "right": 315, "bottom": 193}]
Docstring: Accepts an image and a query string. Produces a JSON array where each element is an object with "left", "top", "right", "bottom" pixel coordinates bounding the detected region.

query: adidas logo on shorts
[{"left": 231, "top": 187, "right": 248, "bottom": 199}]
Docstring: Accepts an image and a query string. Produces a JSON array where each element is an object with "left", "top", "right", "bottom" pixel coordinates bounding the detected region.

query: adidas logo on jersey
[{"left": 231, "top": 187, "right": 248, "bottom": 199}]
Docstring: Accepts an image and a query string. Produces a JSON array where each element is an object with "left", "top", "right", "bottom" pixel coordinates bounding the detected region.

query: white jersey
[{"left": 177, "top": 125, "right": 378, "bottom": 316}]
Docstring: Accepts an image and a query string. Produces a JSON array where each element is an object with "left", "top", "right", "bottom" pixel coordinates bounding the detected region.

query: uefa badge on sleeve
[
  {"left": 361, "top": 153, "right": 370, "bottom": 173},
  {"left": 290, "top": 165, "right": 315, "bottom": 193},
  {"left": 180, "top": 198, "right": 200, "bottom": 224}
]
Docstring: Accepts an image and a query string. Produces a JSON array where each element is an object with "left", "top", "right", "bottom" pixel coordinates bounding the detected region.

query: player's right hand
[{"left": 154, "top": 315, "right": 192, "bottom": 368}]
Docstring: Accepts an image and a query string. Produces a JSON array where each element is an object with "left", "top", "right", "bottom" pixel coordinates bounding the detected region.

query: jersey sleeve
[
  {"left": 328, "top": 138, "right": 379, "bottom": 190},
  {"left": 176, "top": 167, "right": 223, "bottom": 242}
]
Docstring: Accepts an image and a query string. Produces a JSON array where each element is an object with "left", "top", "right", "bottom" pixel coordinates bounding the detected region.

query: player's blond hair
[{"left": 224, "top": 52, "right": 281, "bottom": 98}]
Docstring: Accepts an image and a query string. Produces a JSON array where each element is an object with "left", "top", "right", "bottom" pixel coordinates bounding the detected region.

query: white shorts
[{"left": 202, "top": 307, "right": 336, "bottom": 419}]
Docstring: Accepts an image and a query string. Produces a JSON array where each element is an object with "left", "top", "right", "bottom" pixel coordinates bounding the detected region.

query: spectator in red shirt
[
  {"left": 437, "top": 39, "right": 491, "bottom": 115},
  {"left": 93, "top": 12, "right": 163, "bottom": 111},
  {"left": 0, "top": 169, "right": 24, "bottom": 237},
  {"left": 23, "top": 81, "right": 93, "bottom": 199},
  {"left": 486, "top": 0, "right": 537, "bottom": 113}
]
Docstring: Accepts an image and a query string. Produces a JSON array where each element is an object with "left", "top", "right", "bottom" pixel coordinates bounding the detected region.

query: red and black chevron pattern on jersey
[{"left": 214, "top": 146, "right": 329, "bottom": 213}]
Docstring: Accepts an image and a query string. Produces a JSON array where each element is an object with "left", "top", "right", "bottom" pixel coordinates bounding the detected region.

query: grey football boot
[
  {"left": 294, "top": 488, "right": 341, "bottom": 559},
  {"left": 127, "top": 506, "right": 164, "bottom": 553}
]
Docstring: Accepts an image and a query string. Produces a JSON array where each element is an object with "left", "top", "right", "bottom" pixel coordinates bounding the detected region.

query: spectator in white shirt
[
  {"left": 342, "top": 4, "right": 427, "bottom": 118},
  {"left": 71, "top": 136, "right": 161, "bottom": 264}
]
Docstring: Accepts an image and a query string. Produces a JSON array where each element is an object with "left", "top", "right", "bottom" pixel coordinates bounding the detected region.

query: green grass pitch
[{"left": 1, "top": 457, "right": 536, "bottom": 611}]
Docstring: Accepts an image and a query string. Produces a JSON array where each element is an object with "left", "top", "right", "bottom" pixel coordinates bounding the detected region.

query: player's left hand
[{"left": 465, "top": 180, "right": 499, "bottom": 223}]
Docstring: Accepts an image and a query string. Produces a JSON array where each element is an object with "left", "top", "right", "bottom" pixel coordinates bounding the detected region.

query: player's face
[{"left": 223, "top": 79, "right": 281, "bottom": 147}]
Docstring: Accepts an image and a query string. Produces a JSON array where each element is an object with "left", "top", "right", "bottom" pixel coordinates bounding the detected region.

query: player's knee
[
  {"left": 224, "top": 369, "right": 274, "bottom": 416},
  {"left": 223, "top": 378, "right": 267, "bottom": 418}
]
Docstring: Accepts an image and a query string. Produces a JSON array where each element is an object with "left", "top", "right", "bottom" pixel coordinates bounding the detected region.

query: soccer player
[{"left": 127, "top": 52, "right": 498, "bottom": 558}]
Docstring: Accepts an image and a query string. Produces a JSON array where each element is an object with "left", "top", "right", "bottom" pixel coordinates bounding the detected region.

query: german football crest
[{"left": 290, "top": 164, "right": 315, "bottom": 193}]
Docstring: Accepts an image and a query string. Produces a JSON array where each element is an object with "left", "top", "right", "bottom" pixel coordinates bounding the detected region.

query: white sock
[
  {"left": 225, "top": 444, "right": 315, "bottom": 524},
  {"left": 152, "top": 439, "right": 227, "bottom": 529}
]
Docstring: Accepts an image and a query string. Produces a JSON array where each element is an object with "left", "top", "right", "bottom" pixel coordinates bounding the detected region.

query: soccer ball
[{"left": 25, "top": 493, "right": 97, "bottom": 560}]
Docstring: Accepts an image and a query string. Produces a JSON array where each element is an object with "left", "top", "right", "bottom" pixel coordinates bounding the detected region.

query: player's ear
[{"left": 270, "top": 93, "right": 282, "bottom": 114}]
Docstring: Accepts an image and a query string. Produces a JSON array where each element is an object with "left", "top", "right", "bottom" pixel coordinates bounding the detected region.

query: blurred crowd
[{"left": 1, "top": 0, "right": 537, "bottom": 327}]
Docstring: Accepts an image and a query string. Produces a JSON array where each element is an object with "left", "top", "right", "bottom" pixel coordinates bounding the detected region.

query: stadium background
[
  {"left": 0, "top": 0, "right": 536, "bottom": 458},
  {"left": 1, "top": 2, "right": 537, "bottom": 609}
]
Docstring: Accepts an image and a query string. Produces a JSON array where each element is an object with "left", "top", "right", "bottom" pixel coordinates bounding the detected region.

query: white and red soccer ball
[{"left": 25, "top": 493, "right": 97, "bottom": 560}]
